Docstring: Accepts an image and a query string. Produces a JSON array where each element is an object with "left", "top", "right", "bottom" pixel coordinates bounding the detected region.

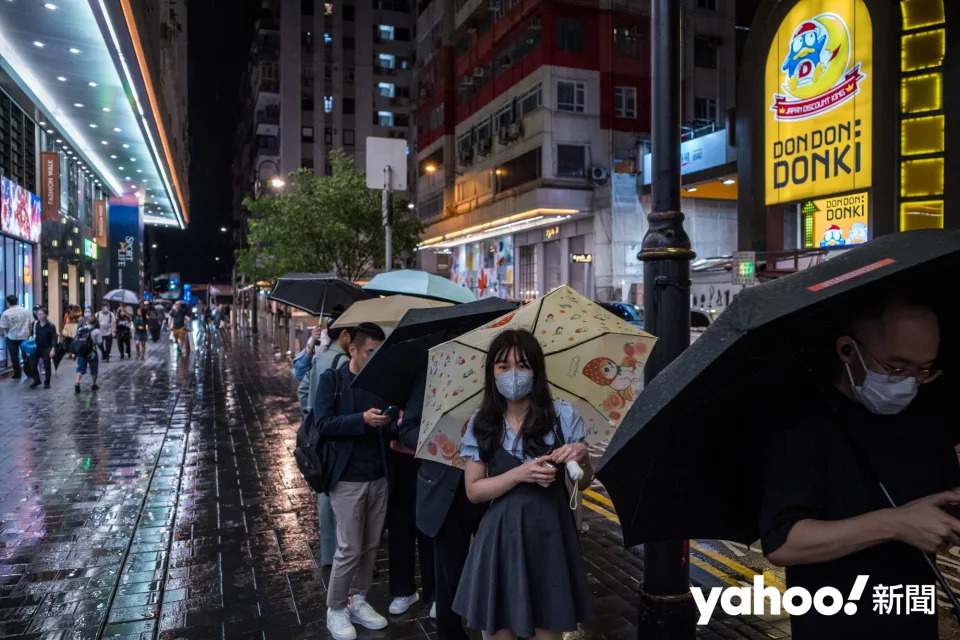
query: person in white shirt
[
  {"left": 96, "top": 302, "right": 116, "bottom": 362},
  {"left": 0, "top": 295, "right": 33, "bottom": 380}
]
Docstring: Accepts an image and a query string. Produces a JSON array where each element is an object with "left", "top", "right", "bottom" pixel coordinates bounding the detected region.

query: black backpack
[
  {"left": 70, "top": 326, "right": 94, "bottom": 357},
  {"left": 294, "top": 360, "right": 344, "bottom": 494}
]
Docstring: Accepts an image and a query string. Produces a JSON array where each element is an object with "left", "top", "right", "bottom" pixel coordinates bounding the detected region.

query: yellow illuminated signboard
[
  {"left": 765, "top": 0, "right": 872, "bottom": 205},
  {"left": 801, "top": 191, "right": 869, "bottom": 249}
]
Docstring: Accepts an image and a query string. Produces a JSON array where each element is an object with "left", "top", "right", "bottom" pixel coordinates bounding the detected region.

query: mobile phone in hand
[
  {"left": 943, "top": 503, "right": 960, "bottom": 520},
  {"left": 384, "top": 406, "right": 400, "bottom": 420}
]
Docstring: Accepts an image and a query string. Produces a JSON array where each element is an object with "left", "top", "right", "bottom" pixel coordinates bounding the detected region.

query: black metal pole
[
  {"left": 636, "top": 0, "right": 696, "bottom": 637},
  {"left": 251, "top": 282, "right": 259, "bottom": 336}
]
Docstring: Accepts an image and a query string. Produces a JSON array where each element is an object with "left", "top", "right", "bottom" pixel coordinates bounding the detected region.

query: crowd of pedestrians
[{"left": 291, "top": 311, "right": 594, "bottom": 640}]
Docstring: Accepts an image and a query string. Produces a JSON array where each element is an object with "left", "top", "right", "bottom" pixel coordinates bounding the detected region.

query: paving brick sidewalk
[{"left": 0, "top": 329, "right": 787, "bottom": 639}]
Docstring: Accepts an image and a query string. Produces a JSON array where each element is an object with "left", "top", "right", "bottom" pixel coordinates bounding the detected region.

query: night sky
[{"left": 153, "top": 0, "right": 260, "bottom": 285}]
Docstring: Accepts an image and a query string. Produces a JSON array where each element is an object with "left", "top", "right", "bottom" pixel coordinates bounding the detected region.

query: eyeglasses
[{"left": 853, "top": 339, "right": 943, "bottom": 385}]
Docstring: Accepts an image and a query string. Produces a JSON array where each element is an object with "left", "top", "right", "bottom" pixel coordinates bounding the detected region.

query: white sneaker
[
  {"left": 429, "top": 601, "right": 437, "bottom": 619},
  {"left": 327, "top": 607, "right": 357, "bottom": 640},
  {"left": 348, "top": 595, "right": 388, "bottom": 629},
  {"left": 389, "top": 593, "right": 419, "bottom": 615}
]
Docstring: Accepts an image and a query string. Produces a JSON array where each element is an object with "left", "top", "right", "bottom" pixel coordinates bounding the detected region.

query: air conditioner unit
[
  {"left": 591, "top": 166, "right": 609, "bottom": 184},
  {"left": 473, "top": 67, "right": 486, "bottom": 78},
  {"left": 459, "top": 149, "right": 474, "bottom": 166},
  {"left": 507, "top": 121, "right": 522, "bottom": 139},
  {"left": 499, "top": 55, "right": 513, "bottom": 68},
  {"left": 477, "top": 137, "right": 492, "bottom": 155}
]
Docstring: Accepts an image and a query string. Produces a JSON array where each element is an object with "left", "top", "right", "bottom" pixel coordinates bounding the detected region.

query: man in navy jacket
[{"left": 315, "top": 322, "right": 395, "bottom": 640}]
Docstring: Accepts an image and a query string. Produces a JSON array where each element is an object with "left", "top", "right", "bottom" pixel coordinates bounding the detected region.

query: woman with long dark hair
[
  {"left": 452, "top": 329, "right": 594, "bottom": 640},
  {"left": 133, "top": 307, "right": 149, "bottom": 359},
  {"left": 115, "top": 307, "right": 132, "bottom": 359}
]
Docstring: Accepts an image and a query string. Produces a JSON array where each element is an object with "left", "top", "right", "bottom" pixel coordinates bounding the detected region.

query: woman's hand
[
  {"left": 551, "top": 443, "right": 587, "bottom": 465},
  {"left": 511, "top": 456, "right": 557, "bottom": 485}
]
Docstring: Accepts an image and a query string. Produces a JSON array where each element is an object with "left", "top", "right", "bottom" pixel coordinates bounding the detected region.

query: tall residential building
[
  {"left": 414, "top": 0, "right": 739, "bottom": 302},
  {"left": 235, "top": 0, "right": 417, "bottom": 199}
]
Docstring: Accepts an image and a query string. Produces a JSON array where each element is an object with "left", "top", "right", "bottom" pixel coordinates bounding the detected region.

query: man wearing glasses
[{"left": 760, "top": 290, "right": 960, "bottom": 640}]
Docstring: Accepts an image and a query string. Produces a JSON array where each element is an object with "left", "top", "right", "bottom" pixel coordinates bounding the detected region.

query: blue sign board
[
  {"left": 108, "top": 197, "right": 143, "bottom": 294},
  {"left": 183, "top": 284, "right": 191, "bottom": 303}
]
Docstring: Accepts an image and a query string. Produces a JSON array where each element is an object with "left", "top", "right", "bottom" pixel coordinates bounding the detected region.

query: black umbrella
[
  {"left": 598, "top": 229, "right": 960, "bottom": 547},
  {"left": 268, "top": 272, "right": 374, "bottom": 316},
  {"left": 351, "top": 297, "right": 519, "bottom": 405},
  {"left": 52, "top": 342, "right": 67, "bottom": 370}
]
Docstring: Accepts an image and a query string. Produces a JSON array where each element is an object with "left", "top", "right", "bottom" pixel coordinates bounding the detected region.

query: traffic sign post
[
  {"left": 367, "top": 137, "right": 408, "bottom": 273},
  {"left": 732, "top": 251, "right": 757, "bottom": 286}
]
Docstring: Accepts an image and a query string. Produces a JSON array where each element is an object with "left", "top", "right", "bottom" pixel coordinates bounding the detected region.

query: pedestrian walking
[
  {"left": 96, "top": 302, "right": 116, "bottom": 362},
  {"left": 115, "top": 307, "right": 133, "bottom": 359},
  {"left": 760, "top": 289, "right": 958, "bottom": 640},
  {"left": 133, "top": 307, "right": 149, "bottom": 359},
  {"left": 28, "top": 308, "right": 57, "bottom": 389},
  {"left": 315, "top": 322, "right": 393, "bottom": 640},
  {"left": 73, "top": 313, "right": 102, "bottom": 393},
  {"left": 453, "top": 329, "right": 595, "bottom": 640},
  {"left": 0, "top": 294, "right": 33, "bottom": 380},
  {"left": 168, "top": 301, "right": 190, "bottom": 354},
  {"left": 292, "top": 311, "right": 352, "bottom": 568},
  {"left": 61, "top": 307, "right": 80, "bottom": 361},
  {"left": 387, "top": 373, "right": 435, "bottom": 617}
]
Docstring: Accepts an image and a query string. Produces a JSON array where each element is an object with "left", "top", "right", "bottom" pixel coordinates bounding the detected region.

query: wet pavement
[{"left": 0, "top": 322, "right": 946, "bottom": 639}]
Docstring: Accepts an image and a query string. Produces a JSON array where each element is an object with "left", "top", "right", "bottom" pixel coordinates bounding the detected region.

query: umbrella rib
[
  {"left": 546, "top": 381, "right": 609, "bottom": 417},
  {"left": 544, "top": 330, "right": 648, "bottom": 358}
]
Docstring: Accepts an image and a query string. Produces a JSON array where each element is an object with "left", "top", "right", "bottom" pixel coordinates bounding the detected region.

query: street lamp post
[
  {"left": 249, "top": 160, "right": 284, "bottom": 336},
  {"left": 635, "top": 0, "right": 696, "bottom": 637}
]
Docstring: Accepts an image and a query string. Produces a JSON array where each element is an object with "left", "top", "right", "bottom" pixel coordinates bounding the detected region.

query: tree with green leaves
[{"left": 236, "top": 150, "right": 423, "bottom": 283}]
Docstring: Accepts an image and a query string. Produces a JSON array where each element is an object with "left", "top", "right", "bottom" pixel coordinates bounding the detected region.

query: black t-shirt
[
  {"left": 171, "top": 309, "right": 188, "bottom": 329},
  {"left": 760, "top": 386, "right": 960, "bottom": 639}
]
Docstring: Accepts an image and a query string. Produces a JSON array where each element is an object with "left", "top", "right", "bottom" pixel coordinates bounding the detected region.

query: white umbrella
[{"left": 103, "top": 289, "right": 140, "bottom": 305}]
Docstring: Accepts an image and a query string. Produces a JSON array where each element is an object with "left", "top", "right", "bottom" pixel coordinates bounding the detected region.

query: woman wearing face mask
[{"left": 453, "top": 329, "right": 594, "bottom": 640}]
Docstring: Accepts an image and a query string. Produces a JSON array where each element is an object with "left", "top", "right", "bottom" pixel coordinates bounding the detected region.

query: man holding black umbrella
[{"left": 761, "top": 290, "right": 960, "bottom": 639}]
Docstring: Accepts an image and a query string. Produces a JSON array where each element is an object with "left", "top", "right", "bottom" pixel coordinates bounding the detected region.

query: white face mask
[
  {"left": 845, "top": 343, "right": 918, "bottom": 415},
  {"left": 495, "top": 370, "right": 535, "bottom": 401}
]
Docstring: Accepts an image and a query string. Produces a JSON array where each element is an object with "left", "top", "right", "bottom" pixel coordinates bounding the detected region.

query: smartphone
[
  {"left": 944, "top": 503, "right": 960, "bottom": 520},
  {"left": 384, "top": 406, "right": 401, "bottom": 420}
]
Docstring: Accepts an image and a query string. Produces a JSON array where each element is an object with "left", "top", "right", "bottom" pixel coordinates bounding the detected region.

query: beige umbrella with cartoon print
[{"left": 415, "top": 286, "right": 657, "bottom": 467}]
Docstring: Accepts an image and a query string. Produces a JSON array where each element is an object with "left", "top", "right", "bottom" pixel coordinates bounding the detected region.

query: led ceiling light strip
[
  {"left": 94, "top": 0, "right": 185, "bottom": 229},
  {"left": 0, "top": 30, "right": 124, "bottom": 194}
]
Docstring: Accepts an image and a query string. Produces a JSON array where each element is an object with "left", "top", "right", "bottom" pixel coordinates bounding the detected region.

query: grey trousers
[
  {"left": 318, "top": 492, "right": 338, "bottom": 566},
  {"left": 327, "top": 478, "right": 389, "bottom": 609}
]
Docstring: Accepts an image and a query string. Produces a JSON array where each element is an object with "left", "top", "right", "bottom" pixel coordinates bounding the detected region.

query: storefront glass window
[
  {"left": 449, "top": 235, "right": 514, "bottom": 299},
  {"left": 518, "top": 245, "right": 538, "bottom": 300}
]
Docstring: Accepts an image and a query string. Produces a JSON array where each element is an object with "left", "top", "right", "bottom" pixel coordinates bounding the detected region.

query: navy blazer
[
  {"left": 315, "top": 362, "right": 393, "bottom": 491},
  {"left": 399, "top": 371, "right": 466, "bottom": 538}
]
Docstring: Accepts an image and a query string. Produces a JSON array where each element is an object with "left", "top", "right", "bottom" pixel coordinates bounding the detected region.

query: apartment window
[
  {"left": 344, "top": 129, "right": 356, "bottom": 146},
  {"left": 379, "top": 25, "right": 396, "bottom": 40},
  {"left": 343, "top": 5, "right": 354, "bottom": 19},
  {"left": 345, "top": 69, "right": 355, "bottom": 83},
  {"left": 694, "top": 36, "right": 719, "bottom": 69},
  {"left": 457, "top": 132, "right": 473, "bottom": 154},
  {"left": 302, "top": 31, "right": 315, "bottom": 53},
  {"left": 324, "top": 65, "right": 333, "bottom": 79},
  {"left": 556, "top": 144, "right": 585, "bottom": 177},
  {"left": 379, "top": 82, "right": 396, "bottom": 97},
  {"left": 378, "top": 111, "right": 395, "bottom": 127},
  {"left": 344, "top": 98, "right": 355, "bottom": 114},
  {"left": 473, "top": 119, "right": 492, "bottom": 145},
  {"left": 324, "top": 127, "right": 333, "bottom": 144},
  {"left": 324, "top": 96, "right": 334, "bottom": 113},
  {"left": 556, "top": 80, "right": 585, "bottom": 112},
  {"left": 302, "top": 157, "right": 315, "bottom": 169},
  {"left": 302, "top": 0, "right": 314, "bottom": 15},
  {"left": 614, "top": 26, "right": 639, "bottom": 58},
  {"left": 556, "top": 18, "right": 585, "bottom": 52},
  {"left": 694, "top": 97, "right": 718, "bottom": 121},
  {"left": 495, "top": 103, "right": 513, "bottom": 131},
  {"left": 302, "top": 126, "right": 315, "bottom": 142},
  {"left": 378, "top": 53, "right": 396, "bottom": 69},
  {"left": 614, "top": 86, "right": 637, "bottom": 118},
  {"left": 519, "top": 84, "right": 542, "bottom": 116},
  {"left": 697, "top": 0, "right": 717, "bottom": 9},
  {"left": 302, "top": 96, "right": 315, "bottom": 111},
  {"left": 344, "top": 36, "right": 355, "bottom": 49},
  {"left": 497, "top": 147, "right": 541, "bottom": 192}
]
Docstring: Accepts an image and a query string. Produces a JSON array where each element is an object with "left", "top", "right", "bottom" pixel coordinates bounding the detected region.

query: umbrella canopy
[
  {"left": 268, "top": 272, "right": 374, "bottom": 316},
  {"left": 351, "top": 297, "right": 520, "bottom": 405},
  {"left": 416, "top": 286, "right": 656, "bottom": 467},
  {"left": 597, "top": 229, "right": 960, "bottom": 547},
  {"left": 103, "top": 289, "right": 139, "bottom": 305},
  {"left": 364, "top": 270, "right": 477, "bottom": 304},
  {"left": 330, "top": 295, "right": 451, "bottom": 329}
]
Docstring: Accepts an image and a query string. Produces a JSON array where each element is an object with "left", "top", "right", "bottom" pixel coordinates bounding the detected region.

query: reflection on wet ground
[{"left": 0, "top": 328, "right": 787, "bottom": 639}]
